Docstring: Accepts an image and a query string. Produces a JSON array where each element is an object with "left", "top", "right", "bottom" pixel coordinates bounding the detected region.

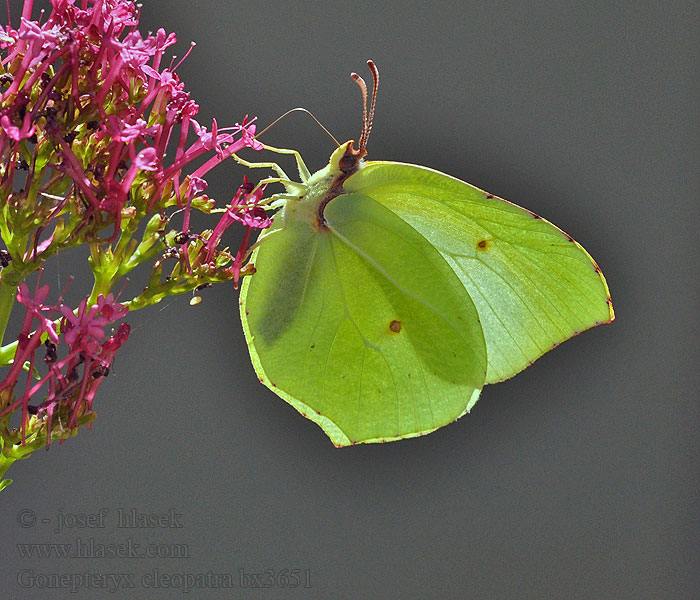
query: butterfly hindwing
[{"left": 240, "top": 192, "right": 487, "bottom": 445}]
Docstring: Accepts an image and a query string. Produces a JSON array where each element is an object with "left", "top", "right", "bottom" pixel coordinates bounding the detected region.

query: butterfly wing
[
  {"left": 240, "top": 192, "right": 487, "bottom": 446},
  {"left": 344, "top": 162, "right": 614, "bottom": 384}
]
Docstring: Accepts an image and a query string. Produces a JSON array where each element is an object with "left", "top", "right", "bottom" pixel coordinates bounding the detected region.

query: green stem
[
  {"left": 0, "top": 435, "right": 45, "bottom": 492},
  {"left": 0, "top": 453, "right": 16, "bottom": 491},
  {"left": 0, "top": 278, "right": 18, "bottom": 347}
]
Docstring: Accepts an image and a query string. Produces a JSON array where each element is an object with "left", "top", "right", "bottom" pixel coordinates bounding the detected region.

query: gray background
[{"left": 2, "top": 1, "right": 698, "bottom": 598}]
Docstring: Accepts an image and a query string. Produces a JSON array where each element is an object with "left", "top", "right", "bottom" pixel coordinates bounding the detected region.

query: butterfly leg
[
  {"left": 232, "top": 143, "right": 311, "bottom": 183},
  {"left": 264, "top": 193, "right": 301, "bottom": 211},
  {"left": 247, "top": 177, "right": 308, "bottom": 200},
  {"left": 259, "top": 143, "right": 311, "bottom": 183},
  {"left": 231, "top": 153, "right": 290, "bottom": 180}
]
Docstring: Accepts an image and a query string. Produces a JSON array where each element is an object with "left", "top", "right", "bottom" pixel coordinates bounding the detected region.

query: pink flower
[
  {"left": 187, "top": 176, "right": 208, "bottom": 197},
  {"left": 0, "top": 25, "right": 19, "bottom": 49},
  {"left": 96, "top": 294, "right": 129, "bottom": 321},
  {"left": 234, "top": 117, "right": 264, "bottom": 151},
  {"left": 191, "top": 118, "right": 222, "bottom": 153},
  {"left": 132, "top": 147, "right": 159, "bottom": 172},
  {"left": 237, "top": 206, "right": 272, "bottom": 229},
  {"left": 16, "top": 283, "right": 60, "bottom": 344},
  {"left": 0, "top": 113, "right": 35, "bottom": 141},
  {"left": 107, "top": 116, "right": 160, "bottom": 143},
  {"left": 60, "top": 300, "right": 112, "bottom": 355}
]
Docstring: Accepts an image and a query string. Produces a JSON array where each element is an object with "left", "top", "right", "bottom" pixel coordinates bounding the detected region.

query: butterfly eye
[{"left": 339, "top": 154, "right": 357, "bottom": 171}]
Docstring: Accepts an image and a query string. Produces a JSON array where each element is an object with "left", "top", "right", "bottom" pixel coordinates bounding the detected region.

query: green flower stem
[
  {"left": 0, "top": 277, "right": 18, "bottom": 348},
  {"left": 0, "top": 434, "right": 44, "bottom": 492},
  {"left": 0, "top": 342, "right": 17, "bottom": 366},
  {"left": 0, "top": 411, "right": 96, "bottom": 491},
  {"left": 0, "top": 454, "right": 16, "bottom": 491}
]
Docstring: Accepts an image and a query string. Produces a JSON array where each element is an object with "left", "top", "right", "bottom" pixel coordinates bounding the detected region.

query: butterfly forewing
[{"left": 344, "top": 162, "right": 614, "bottom": 383}]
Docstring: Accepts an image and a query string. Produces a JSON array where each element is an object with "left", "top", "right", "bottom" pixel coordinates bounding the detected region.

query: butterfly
[{"left": 236, "top": 61, "right": 613, "bottom": 446}]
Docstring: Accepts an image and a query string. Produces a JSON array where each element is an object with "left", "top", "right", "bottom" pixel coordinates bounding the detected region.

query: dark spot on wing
[
  {"left": 485, "top": 193, "right": 494, "bottom": 199},
  {"left": 477, "top": 239, "right": 489, "bottom": 250},
  {"left": 389, "top": 320, "right": 402, "bottom": 333}
]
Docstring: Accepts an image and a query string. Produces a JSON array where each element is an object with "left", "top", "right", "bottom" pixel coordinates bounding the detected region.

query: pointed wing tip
[{"left": 606, "top": 293, "right": 615, "bottom": 322}]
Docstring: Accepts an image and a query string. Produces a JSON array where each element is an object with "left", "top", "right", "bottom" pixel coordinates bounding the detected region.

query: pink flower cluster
[
  {"left": 0, "top": 282, "right": 130, "bottom": 447},
  {"left": 0, "top": 0, "right": 263, "bottom": 246},
  {"left": 0, "top": 0, "right": 271, "bottom": 458}
]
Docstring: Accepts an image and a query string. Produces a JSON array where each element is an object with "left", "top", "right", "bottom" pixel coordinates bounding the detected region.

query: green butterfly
[{"left": 236, "top": 61, "right": 613, "bottom": 446}]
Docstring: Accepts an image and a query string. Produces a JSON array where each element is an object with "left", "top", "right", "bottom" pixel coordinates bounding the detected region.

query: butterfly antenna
[
  {"left": 351, "top": 73, "right": 368, "bottom": 148},
  {"left": 351, "top": 61, "right": 379, "bottom": 153},
  {"left": 364, "top": 60, "right": 379, "bottom": 150},
  {"left": 255, "top": 107, "right": 340, "bottom": 146}
]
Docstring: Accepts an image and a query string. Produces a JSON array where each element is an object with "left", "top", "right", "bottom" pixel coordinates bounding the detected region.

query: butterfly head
[
  {"left": 327, "top": 140, "right": 365, "bottom": 176},
  {"left": 272, "top": 62, "right": 380, "bottom": 230},
  {"left": 325, "top": 60, "right": 380, "bottom": 177}
]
